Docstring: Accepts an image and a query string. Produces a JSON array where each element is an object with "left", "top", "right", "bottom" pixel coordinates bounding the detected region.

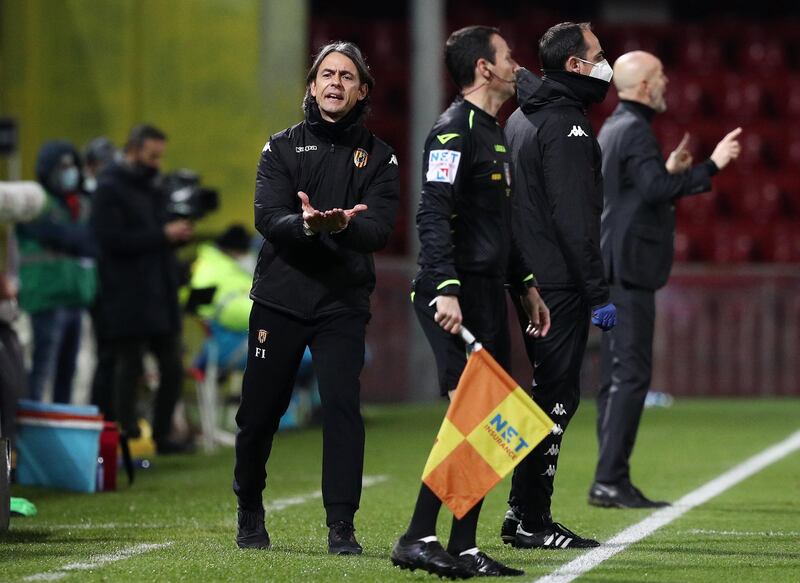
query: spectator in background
[
  {"left": 83, "top": 136, "right": 119, "bottom": 418},
  {"left": 588, "top": 51, "right": 742, "bottom": 509},
  {"left": 188, "top": 224, "right": 254, "bottom": 371},
  {"left": 91, "top": 124, "right": 194, "bottom": 455},
  {"left": 82, "top": 136, "right": 117, "bottom": 193},
  {"left": 17, "top": 141, "right": 97, "bottom": 403}
]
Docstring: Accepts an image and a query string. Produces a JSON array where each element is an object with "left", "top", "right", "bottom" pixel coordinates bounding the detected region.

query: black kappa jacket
[
  {"left": 251, "top": 111, "right": 400, "bottom": 320},
  {"left": 599, "top": 100, "right": 716, "bottom": 290},
  {"left": 506, "top": 69, "right": 609, "bottom": 308}
]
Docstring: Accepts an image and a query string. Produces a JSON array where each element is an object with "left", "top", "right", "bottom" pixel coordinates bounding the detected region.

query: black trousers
[
  {"left": 594, "top": 284, "right": 655, "bottom": 484},
  {"left": 413, "top": 273, "right": 510, "bottom": 394},
  {"left": 233, "top": 302, "right": 368, "bottom": 526},
  {"left": 111, "top": 332, "right": 183, "bottom": 442},
  {"left": 404, "top": 274, "right": 508, "bottom": 551},
  {"left": 508, "top": 289, "right": 589, "bottom": 525}
]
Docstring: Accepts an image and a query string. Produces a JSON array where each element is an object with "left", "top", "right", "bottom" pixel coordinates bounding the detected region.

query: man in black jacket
[
  {"left": 92, "top": 124, "right": 193, "bottom": 454},
  {"left": 391, "top": 26, "right": 549, "bottom": 579},
  {"left": 500, "top": 22, "right": 617, "bottom": 550},
  {"left": 588, "top": 51, "right": 741, "bottom": 508},
  {"left": 233, "top": 41, "right": 399, "bottom": 555}
]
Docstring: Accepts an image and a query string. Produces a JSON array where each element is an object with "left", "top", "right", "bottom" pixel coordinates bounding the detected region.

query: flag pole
[{"left": 459, "top": 327, "right": 482, "bottom": 351}]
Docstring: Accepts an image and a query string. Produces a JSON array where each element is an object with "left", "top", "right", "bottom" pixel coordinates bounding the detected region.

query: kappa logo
[
  {"left": 551, "top": 423, "right": 564, "bottom": 436},
  {"left": 389, "top": 154, "right": 398, "bottom": 166},
  {"left": 353, "top": 148, "right": 369, "bottom": 168},
  {"left": 295, "top": 145, "right": 318, "bottom": 153},
  {"left": 567, "top": 125, "right": 589, "bottom": 138},
  {"left": 545, "top": 444, "right": 560, "bottom": 456},
  {"left": 551, "top": 403, "right": 567, "bottom": 416},
  {"left": 262, "top": 141, "right": 272, "bottom": 153},
  {"left": 541, "top": 464, "right": 557, "bottom": 477}
]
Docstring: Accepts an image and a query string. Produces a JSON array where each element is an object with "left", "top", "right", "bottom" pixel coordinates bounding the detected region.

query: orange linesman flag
[{"left": 422, "top": 346, "right": 554, "bottom": 519}]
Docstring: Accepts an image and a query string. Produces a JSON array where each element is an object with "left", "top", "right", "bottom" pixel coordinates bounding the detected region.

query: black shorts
[{"left": 412, "top": 273, "right": 510, "bottom": 395}]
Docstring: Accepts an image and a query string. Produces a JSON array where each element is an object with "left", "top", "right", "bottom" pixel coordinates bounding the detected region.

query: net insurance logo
[
  {"left": 484, "top": 412, "right": 531, "bottom": 461},
  {"left": 427, "top": 150, "right": 461, "bottom": 184}
]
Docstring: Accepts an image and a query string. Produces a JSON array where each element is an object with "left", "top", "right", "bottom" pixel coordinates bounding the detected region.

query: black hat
[{"left": 215, "top": 225, "right": 251, "bottom": 252}]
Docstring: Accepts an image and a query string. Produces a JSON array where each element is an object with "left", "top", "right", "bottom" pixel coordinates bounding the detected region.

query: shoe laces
[{"left": 330, "top": 520, "right": 356, "bottom": 541}]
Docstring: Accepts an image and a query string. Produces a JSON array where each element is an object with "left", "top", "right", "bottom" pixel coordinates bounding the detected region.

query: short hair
[
  {"left": 302, "top": 41, "right": 374, "bottom": 118},
  {"left": 445, "top": 25, "right": 500, "bottom": 90},
  {"left": 125, "top": 124, "right": 167, "bottom": 152},
  {"left": 539, "top": 22, "right": 592, "bottom": 71}
]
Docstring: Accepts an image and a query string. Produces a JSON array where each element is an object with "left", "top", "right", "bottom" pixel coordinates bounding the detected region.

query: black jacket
[
  {"left": 91, "top": 162, "right": 181, "bottom": 339},
  {"left": 415, "top": 98, "right": 533, "bottom": 296},
  {"left": 251, "top": 108, "right": 400, "bottom": 320},
  {"left": 506, "top": 70, "right": 609, "bottom": 308},
  {"left": 599, "top": 101, "right": 716, "bottom": 290}
]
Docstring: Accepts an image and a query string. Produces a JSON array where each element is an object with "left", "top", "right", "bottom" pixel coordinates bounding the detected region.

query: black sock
[
  {"left": 405, "top": 483, "right": 442, "bottom": 540},
  {"left": 446, "top": 498, "right": 483, "bottom": 555}
]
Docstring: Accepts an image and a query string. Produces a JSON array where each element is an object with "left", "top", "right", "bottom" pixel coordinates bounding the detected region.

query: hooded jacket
[
  {"left": 505, "top": 69, "right": 609, "bottom": 308},
  {"left": 16, "top": 141, "right": 96, "bottom": 314},
  {"left": 250, "top": 103, "right": 400, "bottom": 320}
]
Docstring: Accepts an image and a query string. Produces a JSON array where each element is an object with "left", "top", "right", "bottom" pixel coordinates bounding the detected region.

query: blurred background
[{"left": 2, "top": 0, "right": 798, "bottom": 405}]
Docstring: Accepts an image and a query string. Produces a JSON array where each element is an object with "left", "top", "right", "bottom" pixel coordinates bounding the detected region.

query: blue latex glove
[{"left": 591, "top": 302, "right": 617, "bottom": 331}]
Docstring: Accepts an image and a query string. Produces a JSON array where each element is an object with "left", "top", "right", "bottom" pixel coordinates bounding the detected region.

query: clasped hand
[{"left": 298, "top": 191, "right": 368, "bottom": 234}]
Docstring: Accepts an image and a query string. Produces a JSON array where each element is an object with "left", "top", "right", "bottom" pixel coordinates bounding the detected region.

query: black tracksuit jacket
[
  {"left": 414, "top": 98, "right": 534, "bottom": 297},
  {"left": 251, "top": 112, "right": 400, "bottom": 320},
  {"left": 506, "top": 70, "right": 609, "bottom": 309}
]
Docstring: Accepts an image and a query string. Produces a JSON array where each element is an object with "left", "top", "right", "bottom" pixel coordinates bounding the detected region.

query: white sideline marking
[
  {"left": 535, "top": 430, "right": 800, "bottom": 583},
  {"left": 23, "top": 542, "right": 174, "bottom": 581},
  {"left": 22, "top": 475, "right": 389, "bottom": 581},
  {"left": 266, "top": 474, "right": 388, "bottom": 512},
  {"left": 684, "top": 528, "right": 800, "bottom": 537}
]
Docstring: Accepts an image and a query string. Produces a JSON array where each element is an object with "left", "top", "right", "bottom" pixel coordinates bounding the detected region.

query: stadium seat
[
  {"left": 727, "top": 178, "right": 784, "bottom": 224},
  {"left": 676, "top": 190, "right": 719, "bottom": 224},
  {"left": 764, "top": 221, "right": 800, "bottom": 262},
  {"left": 709, "top": 221, "right": 759, "bottom": 263}
]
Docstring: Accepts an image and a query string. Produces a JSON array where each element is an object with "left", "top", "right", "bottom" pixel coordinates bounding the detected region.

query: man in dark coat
[
  {"left": 233, "top": 41, "right": 399, "bottom": 555},
  {"left": 501, "top": 22, "right": 618, "bottom": 550},
  {"left": 588, "top": 51, "right": 741, "bottom": 508},
  {"left": 91, "top": 124, "right": 194, "bottom": 454}
]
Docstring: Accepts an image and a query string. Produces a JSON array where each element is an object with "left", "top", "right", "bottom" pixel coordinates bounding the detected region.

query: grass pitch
[{"left": 2, "top": 398, "right": 799, "bottom": 582}]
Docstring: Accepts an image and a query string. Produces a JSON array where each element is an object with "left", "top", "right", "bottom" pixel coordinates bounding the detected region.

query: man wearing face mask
[
  {"left": 91, "top": 124, "right": 194, "bottom": 454},
  {"left": 500, "top": 22, "right": 615, "bottom": 550},
  {"left": 588, "top": 51, "right": 741, "bottom": 509},
  {"left": 16, "top": 141, "right": 97, "bottom": 403}
]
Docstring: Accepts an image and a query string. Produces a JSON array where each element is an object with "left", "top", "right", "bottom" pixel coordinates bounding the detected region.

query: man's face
[
  {"left": 310, "top": 52, "right": 367, "bottom": 122},
  {"left": 570, "top": 30, "right": 606, "bottom": 75},
  {"left": 132, "top": 138, "right": 166, "bottom": 171},
  {"left": 486, "top": 34, "right": 519, "bottom": 100},
  {"left": 644, "top": 61, "right": 668, "bottom": 113}
]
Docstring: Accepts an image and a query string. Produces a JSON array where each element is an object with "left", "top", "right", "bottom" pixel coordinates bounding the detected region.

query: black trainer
[
  {"left": 328, "top": 521, "right": 363, "bottom": 555},
  {"left": 513, "top": 521, "right": 600, "bottom": 549},
  {"left": 236, "top": 507, "right": 270, "bottom": 549},
  {"left": 456, "top": 551, "right": 524, "bottom": 577},
  {"left": 390, "top": 536, "right": 472, "bottom": 579},
  {"left": 588, "top": 481, "right": 670, "bottom": 509},
  {"left": 500, "top": 509, "right": 521, "bottom": 545}
]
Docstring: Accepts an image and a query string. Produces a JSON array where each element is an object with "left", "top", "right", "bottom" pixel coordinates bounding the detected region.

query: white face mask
[{"left": 576, "top": 57, "right": 613, "bottom": 83}]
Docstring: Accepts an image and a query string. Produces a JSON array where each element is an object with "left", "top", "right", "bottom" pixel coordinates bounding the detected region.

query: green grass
[{"left": 2, "top": 398, "right": 799, "bottom": 582}]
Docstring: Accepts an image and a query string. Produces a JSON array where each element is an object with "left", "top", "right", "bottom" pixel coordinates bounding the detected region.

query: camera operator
[{"left": 91, "top": 124, "right": 194, "bottom": 455}]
